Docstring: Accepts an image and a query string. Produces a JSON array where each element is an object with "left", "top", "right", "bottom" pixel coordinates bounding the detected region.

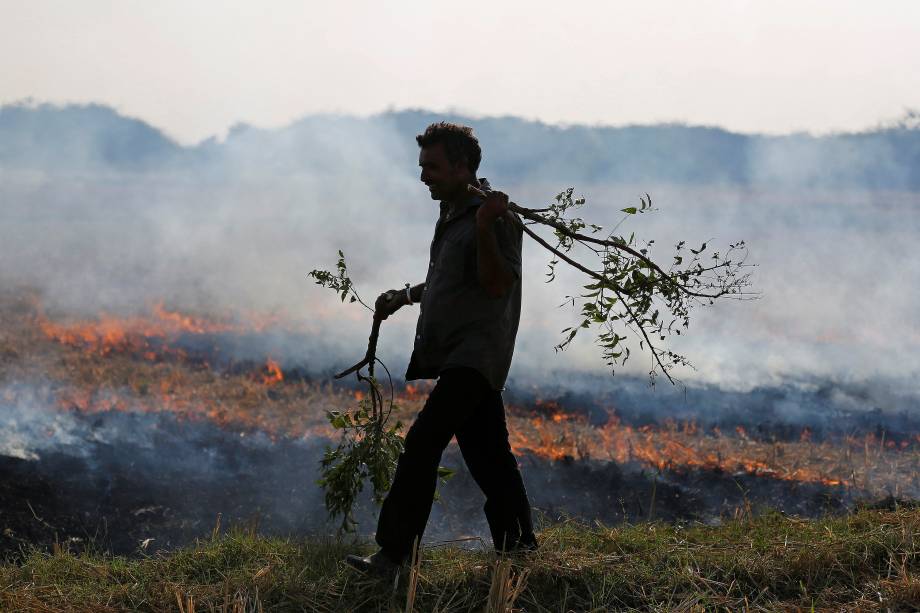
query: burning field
[{"left": 1, "top": 287, "right": 918, "bottom": 558}]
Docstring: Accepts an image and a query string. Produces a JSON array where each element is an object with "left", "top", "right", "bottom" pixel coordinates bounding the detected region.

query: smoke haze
[{"left": 2, "top": 102, "right": 919, "bottom": 395}]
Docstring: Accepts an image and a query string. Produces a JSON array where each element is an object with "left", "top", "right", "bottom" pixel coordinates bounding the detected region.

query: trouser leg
[
  {"left": 375, "top": 368, "right": 487, "bottom": 562},
  {"left": 455, "top": 384, "right": 537, "bottom": 552}
]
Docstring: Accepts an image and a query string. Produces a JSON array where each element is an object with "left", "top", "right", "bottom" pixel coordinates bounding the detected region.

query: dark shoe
[
  {"left": 345, "top": 549, "right": 403, "bottom": 577},
  {"left": 498, "top": 537, "right": 539, "bottom": 558}
]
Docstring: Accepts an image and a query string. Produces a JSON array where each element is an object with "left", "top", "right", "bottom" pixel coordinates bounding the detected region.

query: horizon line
[{"left": 3, "top": 97, "right": 919, "bottom": 148}]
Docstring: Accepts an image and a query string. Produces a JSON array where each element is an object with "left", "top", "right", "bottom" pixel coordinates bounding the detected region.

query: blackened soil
[{"left": 0, "top": 409, "right": 858, "bottom": 560}]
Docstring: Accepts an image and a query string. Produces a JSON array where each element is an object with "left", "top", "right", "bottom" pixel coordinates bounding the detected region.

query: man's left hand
[{"left": 476, "top": 189, "right": 509, "bottom": 227}]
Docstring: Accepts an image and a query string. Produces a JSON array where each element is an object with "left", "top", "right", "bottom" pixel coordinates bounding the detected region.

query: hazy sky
[{"left": 3, "top": 0, "right": 919, "bottom": 144}]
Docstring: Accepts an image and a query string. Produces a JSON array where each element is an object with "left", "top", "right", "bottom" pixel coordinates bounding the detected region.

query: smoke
[
  {"left": 1, "top": 102, "right": 919, "bottom": 395},
  {"left": 0, "top": 380, "right": 345, "bottom": 552},
  {"left": 505, "top": 370, "right": 920, "bottom": 441}
]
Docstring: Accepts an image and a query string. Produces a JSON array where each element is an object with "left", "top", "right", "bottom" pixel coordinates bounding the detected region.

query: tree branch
[
  {"left": 334, "top": 315, "right": 382, "bottom": 379},
  {"left": 468, "top": 184, "right": 730, "bottom": 299},
  {"left": 515, "top": 218, "right": 675, "bottom": 384}
]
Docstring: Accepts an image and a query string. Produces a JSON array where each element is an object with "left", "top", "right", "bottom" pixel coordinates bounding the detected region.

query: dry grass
[{"left": 1, "top": 508, "right": 919, "bottom": 611}]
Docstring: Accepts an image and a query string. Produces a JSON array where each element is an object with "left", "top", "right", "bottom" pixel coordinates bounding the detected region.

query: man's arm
[
  {"left": 476, "top": 221, "right": 516, "bottom": 298},
  {"left": 374, "top": 283, "right": 425, "bottom": 319},
  {"left": 475, "top": 189, "right": 519, "bottom": 298}
]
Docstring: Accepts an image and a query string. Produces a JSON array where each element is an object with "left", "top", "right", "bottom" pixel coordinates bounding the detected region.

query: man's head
[{"left": 416, "top": 122, "right": 481, "bottom": 202}]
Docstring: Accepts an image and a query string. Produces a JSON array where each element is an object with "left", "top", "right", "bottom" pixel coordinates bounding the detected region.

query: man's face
[{"left": 418, "top": 143, "right": 470, "bottom": 202}]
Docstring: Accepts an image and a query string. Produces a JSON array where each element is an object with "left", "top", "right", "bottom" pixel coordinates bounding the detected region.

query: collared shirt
[{"left": 405, "top": 178, "right": 523, "bottom": 391}]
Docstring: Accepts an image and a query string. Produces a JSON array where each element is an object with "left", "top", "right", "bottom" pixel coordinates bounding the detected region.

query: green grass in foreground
[{"left": 1, "top": 509, "right": 919, "bottom": 612}]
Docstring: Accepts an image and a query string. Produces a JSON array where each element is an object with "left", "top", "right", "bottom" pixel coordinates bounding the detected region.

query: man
[{"left": 346, "top": 122, "right": 538, "bottom": 575}]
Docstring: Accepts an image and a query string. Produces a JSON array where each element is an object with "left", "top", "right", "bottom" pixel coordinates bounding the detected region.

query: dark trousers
[{"left": 375, "top": 367, "right": 537, "bottom": 562}]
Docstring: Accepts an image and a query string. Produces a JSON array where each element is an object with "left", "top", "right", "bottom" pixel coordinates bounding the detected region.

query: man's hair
[{"left": 416, "top": 122, "right": 481, "bottom": 174}]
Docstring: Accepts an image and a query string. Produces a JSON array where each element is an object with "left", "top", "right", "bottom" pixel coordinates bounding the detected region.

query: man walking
[{"left": 346, "top": 122, "right": 537, "bottom": 574}]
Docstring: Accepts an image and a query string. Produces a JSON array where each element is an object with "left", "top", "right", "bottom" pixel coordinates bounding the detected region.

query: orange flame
[
  {"left": 507, "top": 410, "right": 857, "bottom": 488},
  {"left": 400, "top": 382, "right": 432, "bottom": 401},
  {"left": 35, "top": 300, "right": 285, "bottom": 363},
  {"left": 261, "top": 359, "right": 284, "bottom": 385}
]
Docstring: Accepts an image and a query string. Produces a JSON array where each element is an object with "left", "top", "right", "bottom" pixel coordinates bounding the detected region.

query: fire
[
  {"left": 7, "top": 292, "right": 920, "bottom": 500},
  {"left": 36, "top": 304, "right": 218, "bottom": 360},
  {"left": 261, "top": 359, "right": 284, "bottom": 385},
  {"left": 34, "top": 299, "right": 284, "bottom": 362},
  {"left": 401, "top": 382, "right": 432, "bottom": 401},
  {"left": 504, "top": 409, "right": 913, "bottom": 490},
  {"left": 150, "top": 303, "right": 234, "bottom": 335}
]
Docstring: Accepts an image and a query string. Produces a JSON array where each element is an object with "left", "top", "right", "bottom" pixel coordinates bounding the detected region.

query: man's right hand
[{"left": 374, "top": 289, "right": 406, "bottom": 320}]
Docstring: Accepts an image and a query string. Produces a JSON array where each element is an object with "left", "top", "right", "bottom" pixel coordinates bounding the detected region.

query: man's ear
[{"left": 451, "top": 156, "right": 471, "bottom": 178}]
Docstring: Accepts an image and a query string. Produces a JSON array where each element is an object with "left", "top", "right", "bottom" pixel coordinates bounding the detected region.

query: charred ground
[{"left": 0, "top": 288, "right": 917, "bottom": 560}]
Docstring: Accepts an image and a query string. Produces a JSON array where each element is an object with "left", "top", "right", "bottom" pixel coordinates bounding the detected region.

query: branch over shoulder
[{"left": 466, "top": 184, "right": 756, "bottom": 385}]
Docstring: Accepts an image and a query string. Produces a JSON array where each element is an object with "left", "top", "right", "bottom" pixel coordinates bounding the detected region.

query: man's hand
[
  {"left": 374, "top": 289, "right": 406, "bottom": 320},
  {"left": 475, "top": 188, "right": 510, "bottom": 227}
]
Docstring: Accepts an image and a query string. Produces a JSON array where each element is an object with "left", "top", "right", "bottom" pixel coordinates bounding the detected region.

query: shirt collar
[{"left": 440, "top": 177, "right": 491, "bottom": 221}]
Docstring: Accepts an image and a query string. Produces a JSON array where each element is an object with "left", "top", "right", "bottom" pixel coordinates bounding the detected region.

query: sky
[{"left": 2, "top": 0, "right": 919, "bottom": 145}]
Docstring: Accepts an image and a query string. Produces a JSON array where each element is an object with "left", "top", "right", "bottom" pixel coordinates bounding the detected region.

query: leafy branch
[
  {"left": 307, "top": 250, "right": 372, "bottom": 311},
  {"left": 308, "top": 257, "right": 454, "bottom": 532},
  {"left": 472, "top": 185, "right": 756, "bottom": 384}
]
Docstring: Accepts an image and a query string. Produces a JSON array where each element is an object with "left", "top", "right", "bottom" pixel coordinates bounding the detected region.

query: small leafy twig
[
  {"left": 309, "top": 255, "right": 455, "bottom": 532},
  {"left": 308, "top": 250, "right": 373, "bottom": 311}
]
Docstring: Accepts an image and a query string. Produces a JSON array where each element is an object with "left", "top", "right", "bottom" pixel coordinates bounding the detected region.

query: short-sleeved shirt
[{"left": 405, "top": 178, "right": 523, "bottom": 391}]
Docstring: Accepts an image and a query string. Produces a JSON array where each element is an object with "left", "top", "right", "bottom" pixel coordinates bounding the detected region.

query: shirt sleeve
[{"left": 495, "top": 213, "right": 523, "bottom": 279}]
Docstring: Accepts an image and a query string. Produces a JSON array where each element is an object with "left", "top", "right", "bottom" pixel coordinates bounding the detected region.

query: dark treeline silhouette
[{"left": 3, "top": 103, "right": 919, "bottom": 189}]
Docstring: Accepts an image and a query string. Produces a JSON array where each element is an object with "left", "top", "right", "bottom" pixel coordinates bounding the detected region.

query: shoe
[
  {"left": 345, "top": 549, "right": 404, "bottom": 577},
  {"left": 498, "top": 538, "right": 539, "bottom": 558}
]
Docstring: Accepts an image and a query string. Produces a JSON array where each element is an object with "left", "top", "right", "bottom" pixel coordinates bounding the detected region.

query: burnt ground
[
  {"left": 0, "top": 407, "right": 856, "bottom": 561},
  {"left": 0, "top": 289, "right": 914, "bottom": 561}
]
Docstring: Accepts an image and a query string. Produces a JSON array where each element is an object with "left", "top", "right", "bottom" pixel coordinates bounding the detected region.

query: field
[
  {"left": 3, "top": 289, "right": 920, "bottom": 610},
  {"left": 2, "top": 506, "right": 920, "bottom": 611}
]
